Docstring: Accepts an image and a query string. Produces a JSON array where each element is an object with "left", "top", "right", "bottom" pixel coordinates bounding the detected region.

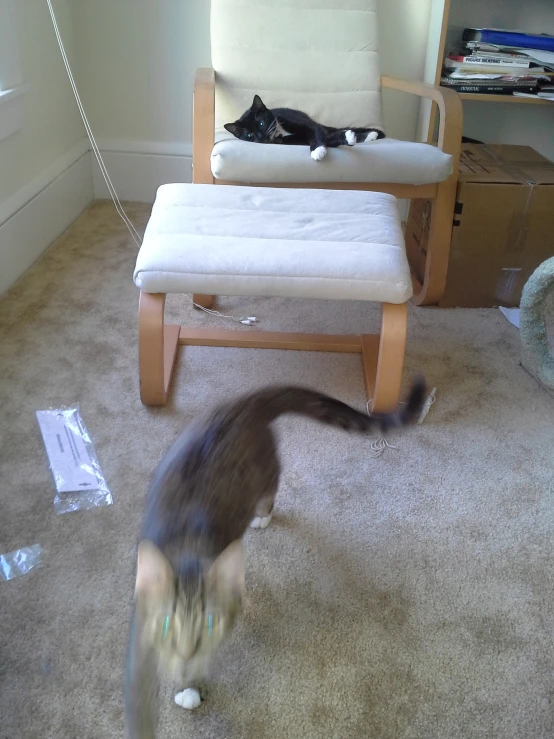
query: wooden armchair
[{"left": 192, "top": 0, "right": 463, "bottom": 307}]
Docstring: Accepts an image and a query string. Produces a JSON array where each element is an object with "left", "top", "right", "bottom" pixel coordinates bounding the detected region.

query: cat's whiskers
[{"left": 267, "top": 120, "right": 278, "bottom": 141}]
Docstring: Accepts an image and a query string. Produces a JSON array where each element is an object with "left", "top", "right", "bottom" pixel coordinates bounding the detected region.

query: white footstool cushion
[{"left": 133, "top": 184, "right": 412, "bottom": 304}]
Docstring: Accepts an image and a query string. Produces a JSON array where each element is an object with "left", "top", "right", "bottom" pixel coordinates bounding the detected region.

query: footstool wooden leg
[
  {"left": 363, "top": 302, "right": 408, "bottom": 413},
  {"left": 193, "top": 294, "right": 215, "bottom": 309},
  {"left": 138, "top": 291, "right": 180, "bottom": 406}
]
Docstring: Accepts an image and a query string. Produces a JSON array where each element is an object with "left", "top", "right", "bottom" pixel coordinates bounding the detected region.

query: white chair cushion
[
  {"left": 211, "top": 0, "right": 383, "bottom": 136},
  {"left": 134, "top": 184, "right": 412, "bottom": 304},
  {"left": 211, "top": 137, "right": 453, "bottom": 185}
]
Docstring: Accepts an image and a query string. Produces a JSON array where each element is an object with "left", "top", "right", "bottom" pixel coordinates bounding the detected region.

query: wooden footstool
[{"left": 133, "top": 184, "right": 413, "bottom": 409}]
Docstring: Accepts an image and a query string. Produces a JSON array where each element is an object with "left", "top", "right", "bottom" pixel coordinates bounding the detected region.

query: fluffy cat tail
[{"left": 249, "top": 377, "right": 427, "bottom": 434}]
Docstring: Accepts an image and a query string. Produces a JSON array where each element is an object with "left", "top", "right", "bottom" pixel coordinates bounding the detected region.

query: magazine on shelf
[
  {"left": 461, "top": 43, "right": 554, "bottom": 70},
  {"left": 447, "top": 53, "right": 532, "bottom": 68},
  {"left": 462, "top": 29, "right": 554, "bottom": 53},
  {"left": 440, "top": 77, "right": 538, "bottom": 95},
  {"left": 444, "top": 58, "right": 545, "bottom": 76}
]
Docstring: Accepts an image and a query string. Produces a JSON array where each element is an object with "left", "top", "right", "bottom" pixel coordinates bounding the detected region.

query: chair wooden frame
[
  {"left": 139, "top": 290, "right": 408, "bottom": 412},
  {"left": 139, "top": 68, "right": 456, "bottom": 408},
  {"left": 191, "top": 68, "right": 463, "bottom": 307}
]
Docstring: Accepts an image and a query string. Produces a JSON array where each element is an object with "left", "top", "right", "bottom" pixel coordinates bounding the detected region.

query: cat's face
[
  {"left": 135, "top": 541, "right": 245, "bottom": 675},
  {"left": 224, "top": 95, "right": 278, "bottom": 143}
]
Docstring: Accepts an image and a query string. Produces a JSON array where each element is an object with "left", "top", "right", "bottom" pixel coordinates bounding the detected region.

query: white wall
[
  {"left": 378, "top": 0, "right": 432, "bottom": 142},
  {"left": 75, "top": 0, "right": 211, "bottom": 145},
  {"left": 0, "top": 0, "right": 92, "bottom": 294},
  {"left": 75, "top": 0, "right": 211, "bottom": 200},
  {"left": 75, "top": 0, "right": 432, "bottom": 201},
  {"left": 0, "top": 0, "right": 86, "bottom": 203},
  {"left": 448, "top": 0, "right": 553, "bottom": 38}
]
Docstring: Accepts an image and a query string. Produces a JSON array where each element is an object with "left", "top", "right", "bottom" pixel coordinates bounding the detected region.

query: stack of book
[{"left": 441, "top": 28, "right": 554, "bottom": 97}]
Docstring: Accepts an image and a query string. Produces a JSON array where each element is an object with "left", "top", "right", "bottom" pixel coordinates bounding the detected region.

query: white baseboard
[
  {"left": 0, "top": 142, "right": 93, "bottom": 295},
  {"left": 0, "top": 140, "right": 90, "bottom": 226},
  {"left": 92, "top": 139, "right": 192, "bottom": 203},
  {"left": 0, "top": 138, "right": 191, "bottom": 294}
]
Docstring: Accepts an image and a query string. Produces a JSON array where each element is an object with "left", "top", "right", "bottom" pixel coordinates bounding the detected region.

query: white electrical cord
[
  {"left": 183, "top": 301, "right": 258, "bottom": 326},
  {"left": 46, "top": 0, "right": 142, "bottom": 248},
  {"left": 45, "top": 0, "right": 257, "bottom": 326}
]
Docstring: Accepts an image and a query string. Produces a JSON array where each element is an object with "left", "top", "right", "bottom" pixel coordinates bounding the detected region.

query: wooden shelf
[{"left": 459, "top": 92, "right": 554, "bottom": 105}]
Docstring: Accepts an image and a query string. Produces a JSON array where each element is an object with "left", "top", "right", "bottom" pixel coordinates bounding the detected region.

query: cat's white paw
[
  {"left": 345, "top": 130, "right": 356, "bottom": 146},
  {"left": 250, "top": 513, "right": 272, "bottom": 529},
  {"left": 367, "top": 131, "right": 379, "bottom": 142},
  {"left": 175, "top": 689, "right": 202, "bottom": 710},
  {"left": 311, "top": 146, "right": 327, "bottom": 161}
]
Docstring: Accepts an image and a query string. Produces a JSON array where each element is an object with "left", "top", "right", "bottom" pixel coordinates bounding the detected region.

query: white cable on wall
[
  {"left": 45, "top": 0, "right": 257, "bottom": 326},
  {"left": 46, "top": 0, "right": 142, "bottom": 248}
]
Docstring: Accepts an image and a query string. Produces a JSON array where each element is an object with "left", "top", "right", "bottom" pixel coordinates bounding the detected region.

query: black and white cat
[{"left": 224, "top": 94, "right": 385, "bottom": 161}]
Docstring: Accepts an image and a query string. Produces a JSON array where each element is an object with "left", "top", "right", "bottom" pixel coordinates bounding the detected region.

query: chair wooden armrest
[
  {"left": 381, "top": 76, "right": 463, "bottom": 305},
  {"left": 381, "top": 75, "right": 463, "bottom": 157},
  {"left": 193, "top": 68, "right": 215, "bottom": 184}
]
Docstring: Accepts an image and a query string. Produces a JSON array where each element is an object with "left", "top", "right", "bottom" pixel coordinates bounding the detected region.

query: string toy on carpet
[
  {"left": 45, "top": 0, "right": 257, "bottom": 328},
  {"left": 367, "top": 437, "right": 398, "bottom": 458},
  {"left": 366, "top": 386, "right": 437, "bottom": 456}
]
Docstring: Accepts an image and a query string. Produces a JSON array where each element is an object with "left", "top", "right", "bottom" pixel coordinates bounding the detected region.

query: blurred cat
[{"left": 125, "top": 379, "right": 425, "bottom": 736}]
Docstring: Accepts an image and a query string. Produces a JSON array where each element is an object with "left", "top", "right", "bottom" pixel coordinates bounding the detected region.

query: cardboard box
[{"left": 405, "top": 144, "right": 554, "bottom": 308}]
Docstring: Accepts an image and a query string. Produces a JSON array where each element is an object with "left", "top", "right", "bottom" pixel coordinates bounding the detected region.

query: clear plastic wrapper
[
  {"left": 36, "top": 407, "right": 113, "bottom": 514},
  {"left": 0, "top": 544, "right": 43, "bottom": 581}
]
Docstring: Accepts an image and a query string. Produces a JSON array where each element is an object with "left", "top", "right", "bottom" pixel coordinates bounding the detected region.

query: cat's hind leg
[
  {"left": 251, "top": 464, "right": 279, "bottom": 530},
  {"left": 325, "top": 128, "right": 384, "bottom": 148},
  {"left": 324, "top": 129, "right": 355, "bottom": 148},
  {"left": 345, "top": 130, "right": 357, "bottom": 145},
  {"left": 250, "top": 495, "right": 275, "bottom": 529},
  {"left": 352, "top": 127, "right": 386, "bottom": 143},
  {"left": 251, "top": 439, "right": 280, "bottom": 530}
]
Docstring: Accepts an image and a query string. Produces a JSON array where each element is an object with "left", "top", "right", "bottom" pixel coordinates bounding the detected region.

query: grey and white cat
[{"left": 125, "top": 381, "right": 425, "bottom": 737}]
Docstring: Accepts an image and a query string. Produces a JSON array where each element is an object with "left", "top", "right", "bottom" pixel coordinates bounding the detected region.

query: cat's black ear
[
  {"left": 224, "top": 122, "right": 242, "bottom": 139},
  {"left": 252, "top": 95, "right": 266, "bottom": 113}
]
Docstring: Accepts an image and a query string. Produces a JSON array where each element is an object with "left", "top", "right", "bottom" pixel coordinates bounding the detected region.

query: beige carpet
[{"left": 1, "top": 202, "right": 553, "bottom": 739}]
